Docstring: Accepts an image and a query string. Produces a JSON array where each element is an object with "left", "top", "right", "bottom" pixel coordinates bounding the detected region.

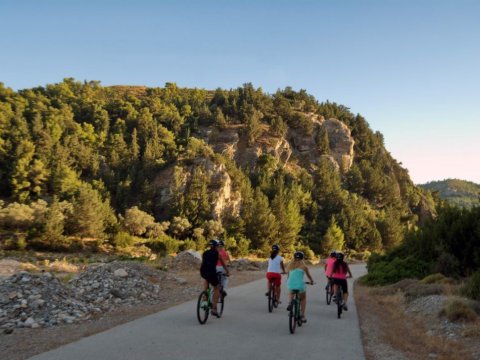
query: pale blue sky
[{"left": 1, "top": 0, "right": 479, "bottom": 183}]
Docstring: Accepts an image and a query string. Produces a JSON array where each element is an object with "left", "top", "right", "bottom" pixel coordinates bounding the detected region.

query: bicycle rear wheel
[
  {"left": 288, "top": 296, "right": 297, "bottom": 334},
  {"left": 296, "top": 299, "right": 303, "bottom": 327},
  {"left": 218, "top": 290, "right": 225, "bottom": 317},
  {"left": 197, "top": 291, "right": 210, "bottom": 324},
  {"left": 268, "top": 283, "right": 275, "bottom": 312},
  {"left": 336, "top": 290, "right": 342, "bottom": 319},
  {"left": 326, "top": 281, "right": 333, "bottom": 305}
]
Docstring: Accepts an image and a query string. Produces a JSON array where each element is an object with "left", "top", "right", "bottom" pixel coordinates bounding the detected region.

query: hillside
[
  {"left": 0, "top": 79, "right": 435, "bottom": 256},
  {"left": 420, "top": 179, "right": 480, "bottom": 208}
]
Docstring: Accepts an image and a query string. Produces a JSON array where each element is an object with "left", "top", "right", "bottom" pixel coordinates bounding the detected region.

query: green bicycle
[
  {"left": 288, "top": 282, "right": 313, "bottom": 334},
  {"left": 196, "top": 272, "right": 226, "bottom": 324}
]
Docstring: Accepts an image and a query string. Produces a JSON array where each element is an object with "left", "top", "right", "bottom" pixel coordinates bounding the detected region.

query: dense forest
[
  {"left": 0, "top": 79, "right": 434, "bottom": 258},
  {"left": 420, "top": 179, "right": 480, "bottom": 209}
]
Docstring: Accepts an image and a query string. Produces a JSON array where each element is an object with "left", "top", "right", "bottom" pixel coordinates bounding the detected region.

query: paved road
[{"left": 30, "top": 264, "right": 367, "bottom": 360}]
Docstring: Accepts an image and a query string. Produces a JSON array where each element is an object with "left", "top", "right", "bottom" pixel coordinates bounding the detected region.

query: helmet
[
  {"left": 218, "top": 240, "right": 224, "bottom": 246},
  {"left": 336, "top": 252, "right": 344, "bottom": 261},
  {"left": 294, "top": 251, "right": 304, "bottom": 260},
  {"left": 209, "top": 240, "right": 219, "bottom": 247},
  {"left": 272, "top": 244, "right": 280, "bottom": 251},
  {"left": 330, "top": 250, "right": 337, "bottom": 257}
]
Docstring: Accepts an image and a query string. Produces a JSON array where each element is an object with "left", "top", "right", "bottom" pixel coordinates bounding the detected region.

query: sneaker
[
  {"left": 343, "top": 303, "right": 348, "bottom": 311},
  {"left": 301, "top": 316, "right": 307, "bottom": 323},
  {"left": 265, "top": 292, "right": 269, "bottom": 297},
  {"left": 286, "top": 304, "right": 292, "bottom": 311},
  {"left": 222, "top": 290, "right": 227, "bottom": 297},
  {"left": 211, "top": 309, "right": 220, "bottom": 317}
]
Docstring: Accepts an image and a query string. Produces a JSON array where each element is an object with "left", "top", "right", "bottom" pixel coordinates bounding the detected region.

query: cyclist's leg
[
  {"left": 300, "top": 291, "right": 307, "bottom": 317},
  {"left": 211, "top": 285, "right": 221, "bottom": 311},
  {"left": 342, "top": 280, "right": 349, "bottom": 303}
]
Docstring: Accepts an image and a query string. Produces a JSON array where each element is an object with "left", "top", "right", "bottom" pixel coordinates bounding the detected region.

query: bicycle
[
  {"left": 196, "top": 272, "right": 227, "bottom": 324},
  {"left": 267, "top": 280, "right": 279, "bottom": 313},
  {"left": 325, "top": 277, "right": 334, "bottom": 305},
  {"left": 334, "top": 282, "right": 344, "bottom": 319},
  {"left": 288, "top": 282, "right": 313, "bottom": 334}
]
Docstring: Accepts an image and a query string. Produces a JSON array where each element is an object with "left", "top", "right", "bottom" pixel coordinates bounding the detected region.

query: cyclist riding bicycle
[
  {"left": 200, "top": 240, "right": 229, "bottom": 317},
  {"left": 331, "top": 252, "right": 353, "bottom": 311},
  {"left": 325, "top": 250, "right": 337, "bottom": 296},
  {"left": 216, "top": 240, "right": 231, "bottom": 296},
  {"left": 286, "top": 251, "right": 314, "bottom": 323},
  {"left": 265, "top": 244, "right": 286, "bottom": 303}
]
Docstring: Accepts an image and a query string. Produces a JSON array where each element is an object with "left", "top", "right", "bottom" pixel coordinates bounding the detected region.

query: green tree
[{"left": 322, "top": 217, "right": 345, "bottom": 255}]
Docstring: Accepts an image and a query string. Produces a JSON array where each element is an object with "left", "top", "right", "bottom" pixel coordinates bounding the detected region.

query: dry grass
[
  {"left": 356, "top": 283, "right": 473, "bottom": 360},
  {"left": 44, "top": 258, "right": 80, "bottom": 273},
  {"left": 439, "top": 298, "right": 478, "bottom": 322}
]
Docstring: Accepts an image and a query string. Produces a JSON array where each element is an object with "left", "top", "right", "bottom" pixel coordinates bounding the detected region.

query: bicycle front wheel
[{"left": 197, "top": 291, "right": 210, "bottom": 324}]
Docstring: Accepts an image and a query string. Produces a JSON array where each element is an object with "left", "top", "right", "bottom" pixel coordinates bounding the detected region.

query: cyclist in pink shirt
[
  {"left": 324, "top": 251, "right": 337, "bottom": 297},
  {"left": 216, "top": 240, "right": 231, "bottom": 296},
  {"left": 331, "top": 252, "right": 353, "bottom": 310}
]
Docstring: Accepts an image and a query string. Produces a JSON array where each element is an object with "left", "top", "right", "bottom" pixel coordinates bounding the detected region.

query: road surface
[{"left": 30, "top": 264, "right": 367, "bottom": 360}]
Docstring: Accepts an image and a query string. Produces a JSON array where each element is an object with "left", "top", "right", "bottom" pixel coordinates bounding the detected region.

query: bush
[
  {"left": 461, "top": 271, "right": 480, "bottom": 301},
  {"left": 146, "top": 234, "right": 182, "bottom": 255},
  {"left": 181, "top": 238, "right": 197, "bottom": 251},
  {"left": 439, "top": 298, "right": 477, "bottom": 322},
  {"left": 420, "top": 273, "right": 448, "bottom": 284},
  {"left": 362, "top": 255, "right": 430, "bottom": 286},
  {"left": 3, "top": 234, "right": 27, "bottom": 251},
  {"left": 434, "top": 252, "right": 461, "bottom": 278},
  {"left": 112, "top": 231, "right": 138, "bottom": 248}
]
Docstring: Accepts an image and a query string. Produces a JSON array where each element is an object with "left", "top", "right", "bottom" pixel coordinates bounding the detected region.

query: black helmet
[
  {"left": 272, "top": 244, "right": 280, "bottom": 251},
  {"left": 294, "top": 251, "right": 304, "bottom": 260},
  {"left": 330, "top": 250, "right": 337, "bottom": 257},
  {"left": 336, "top": 252, "right": 344, "bottom": 261},
  {"left": 209, "top": 240, "right": 219, "bottom": 247},
  {"left": 218, "top": 240, "right": 224, "bottom": 246}
]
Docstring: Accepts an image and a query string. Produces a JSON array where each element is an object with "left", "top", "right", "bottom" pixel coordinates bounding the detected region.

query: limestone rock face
[
  {"left": 322, "top": 118, "right": 355, "bottom": 172},
  {"left": 153, "top": 112, "right": 355, "bottom": 223},
  {"left": 153, "top": 158, "right": 241, "bottom": 221}
]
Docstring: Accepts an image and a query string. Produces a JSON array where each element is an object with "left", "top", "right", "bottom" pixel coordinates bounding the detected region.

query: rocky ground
[
  {"left": 0, "top": 253, "right": 267, "bottom": 360},
  {"left": 355, "top": 279, "right": 480, "bottom": 360}
]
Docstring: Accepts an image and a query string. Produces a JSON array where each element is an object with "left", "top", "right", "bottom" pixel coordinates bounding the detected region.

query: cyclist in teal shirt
[{"left": 287, "top": 251, "right": 314, "bottom": 323}]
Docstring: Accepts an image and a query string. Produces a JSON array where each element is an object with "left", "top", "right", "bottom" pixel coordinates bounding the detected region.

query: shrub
[
  {"left": 181, "top": 238, "right": 197, "bottom": 251},
  {"left": 420, "top": 273, "right": 448, "bottom": 284},
  {"left": 362, "top": 255, "right": 430, "bottom": 286},
  {"left": 3, "top": 234, "right": 27, "bottom": 251},
  {"left": 145, "top": 239, "right": 167, "bottom": 255},
  {"left": 439, "top": 298, "right": 477, "bottom": 322},
  {"left": 434, "top": 252, "right": 461, "bottom": 278},
  {"left": 461, "top": 271, "right": 480, "bottom": 301},
  {"left": 112, "top": 231, "right": 138, "bottom": 248}
]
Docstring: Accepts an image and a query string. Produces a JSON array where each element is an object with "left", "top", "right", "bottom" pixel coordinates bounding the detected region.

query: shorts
[
  {"left": 333, "top": 278, "right": 348, "bottom": 294},
  {"left": 201, "top": 271, "right": 219, "bottom": 287},
  {"left": 266, "top": 272, "right": 282, "bottom": 286}
]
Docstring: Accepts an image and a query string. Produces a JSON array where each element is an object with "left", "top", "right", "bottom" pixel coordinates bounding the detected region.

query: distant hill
[{"left": 420, "top": 179, "right": 480, "bottom": 208}]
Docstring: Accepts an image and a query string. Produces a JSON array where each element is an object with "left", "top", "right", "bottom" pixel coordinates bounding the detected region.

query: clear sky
[{"left": 1, "top": 0, "right": 479, "bottom": 184}]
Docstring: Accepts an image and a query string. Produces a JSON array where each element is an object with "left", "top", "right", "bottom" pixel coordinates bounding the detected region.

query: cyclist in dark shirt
[{"left": 200, "top": 240, "right": 229, "bottom": 317}]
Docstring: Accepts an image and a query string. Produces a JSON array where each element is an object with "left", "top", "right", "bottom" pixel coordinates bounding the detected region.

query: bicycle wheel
[
  {"left": 336, "top": 290, "right": 342, "bottom": 319},
  {"left": 326, "top": 281, "right": 333, "bottom": 305},
  {"left": 218, "top": 290, "right": 225, "bottom": 317},
  {"left": 289, "top": 298, "right": 297, "bottom": 334},
  {"left": 197, "top": 291, "right": 210, "bottom": 324},
  {"left": 268, "top": 283, "right": 274, "bottom": 312},
  {"left": 296, "top": 299, "right": 303, "bottom": 327}
]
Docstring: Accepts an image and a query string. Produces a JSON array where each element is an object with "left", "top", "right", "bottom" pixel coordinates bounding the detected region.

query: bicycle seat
[{"left": 291, "top": 290, "right": 301, "bottom": 294}]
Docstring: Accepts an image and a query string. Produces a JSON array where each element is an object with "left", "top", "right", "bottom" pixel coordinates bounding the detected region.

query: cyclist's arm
[
  {"left": 304, "top": 267, "right": 314, "bottom": 284},
  {"left": 281, "top": 261, "right": 286, "bottom": 274},
  {"left": 219, "top": 257, "right": 230, "bottom": 275},
  {"left": 347, "top": 265, "right": 353, "bottom": 278}
]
